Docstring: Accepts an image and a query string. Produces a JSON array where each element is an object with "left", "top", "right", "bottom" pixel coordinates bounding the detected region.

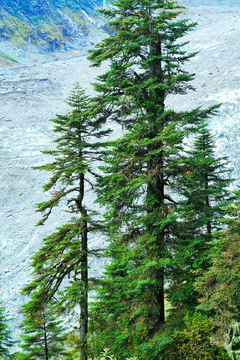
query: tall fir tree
[
  {"left": 19, "top": 295, "right": 69, "bottom": 360},
  {"left": 87, "top": 1, "right": 220, "bottom": 359},
  {"left": 21, "top": 84, "right": 110, "bottom": 360},
  {"left": 167, "top": 124, "right": 235, "bottom": 313},
  {"left": 0, "top": 300, "right": 14, "bottom": 359}
]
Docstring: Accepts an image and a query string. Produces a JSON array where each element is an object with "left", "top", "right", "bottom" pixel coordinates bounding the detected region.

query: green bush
[{"left": 89, "top": 349, "right": 138, "bottom": 360}]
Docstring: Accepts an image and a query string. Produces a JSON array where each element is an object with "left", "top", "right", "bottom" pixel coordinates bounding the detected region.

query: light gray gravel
[{"left": 0, "top": 1, "right": 240, "bottom": 345}]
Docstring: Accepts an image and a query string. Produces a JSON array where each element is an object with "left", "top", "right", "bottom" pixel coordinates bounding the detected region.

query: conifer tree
[
  {"left": 0, "top": 300, "right": 14, "bottom": 358},
  {"left": 22, "top": 84, "right": 110, "bottom": 360},
  {"left": 196, "top": 195, "right": 240, "bottom": 359},
  {"left": 19, "top": 295, "right": 68, "bottom": 360},
  {"left": 87, "top": 1, "right": 220, "bottom": 359},
  {"left": 167, "top": 124, "right": 235, "bottom": 312}
]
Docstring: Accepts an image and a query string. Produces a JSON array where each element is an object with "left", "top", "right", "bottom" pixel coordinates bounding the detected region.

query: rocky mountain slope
[
  {"left": 0, "top": 0, "right": 104, "bottom": 64},
  {"left": 179, "top": 0, "right": 238, "bottom": 5},
  {"left": 0, "top": 0, "right": 240, "bottom": 348}
]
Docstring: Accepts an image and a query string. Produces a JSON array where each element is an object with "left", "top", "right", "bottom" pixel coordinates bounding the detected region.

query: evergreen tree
[
  {"left": 167, "top": 124, "right": 235, "bottom": 312},
  {"left": 196, "top": 195, "right": 240, "bottom": 360},
  {"left": 87, "top": 1, "right": 220, "bottom": 359},
  {"left": 19, "top": 295, "right": 68, "bottom": 360},
  {"left": 0, "top": 300, "right": 14, "bottom": 358},
  {"left": 21, "top": 84, "right": 110, "bottom": 360}
]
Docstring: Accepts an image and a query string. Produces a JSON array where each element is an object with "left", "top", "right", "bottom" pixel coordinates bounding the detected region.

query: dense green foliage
[
  {"left": 0, "top": 300, "right": 14, "bottom": 358},
  {"left": 167, "top": 123, "right": 235, "bottom": 312},
  {"left": 164, "top": 312, "right": 228, "bottom": 360},
  {"left": 196, "top": 195, "right": 240, "bottom": 359}
]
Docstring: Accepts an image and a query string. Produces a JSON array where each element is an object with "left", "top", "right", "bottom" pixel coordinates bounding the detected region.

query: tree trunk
[
  {"left": 147, "top": 158, "right": 165, "bottom": 326},
  {"left": 204, "top": 173, "right": 211, "bottom": 236},
  {"left": 80, "top": 218, "right": 88, "bottom": 360},
  {"left": 148, "top": 20, "right": 165, "bottom": 325},
  {"left": 78, "top": 171, "right": 88, "bottom": 360},
  {"left": 43, "top": 320, "right": 49, "bottom": 360}
]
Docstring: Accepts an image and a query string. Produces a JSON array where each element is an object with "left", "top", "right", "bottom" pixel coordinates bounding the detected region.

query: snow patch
[{"left": 82, "top": 10, "right": 94, "bottom": 23}]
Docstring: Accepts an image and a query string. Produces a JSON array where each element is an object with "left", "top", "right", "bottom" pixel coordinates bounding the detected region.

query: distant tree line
[{"left": 1, "top": 0, "right": 240, "bottom": 359}]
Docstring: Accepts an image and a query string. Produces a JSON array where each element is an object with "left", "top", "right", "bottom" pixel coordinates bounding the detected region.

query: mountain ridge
[{"left": 0, "top": 0, "right": 103, "bottom": 56}]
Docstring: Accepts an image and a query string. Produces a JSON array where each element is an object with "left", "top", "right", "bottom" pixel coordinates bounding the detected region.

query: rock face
[
  {"left": 0, "top": 0, "right": 103, "bottom": 60},
  {"left": 0, "top": 0, "right": 240, "bottom": 350}
]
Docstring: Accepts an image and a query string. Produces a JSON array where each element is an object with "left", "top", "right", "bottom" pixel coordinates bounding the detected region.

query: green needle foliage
[
  {"left": 0, "top": 300, "right": 14, "bottom": 359},
  {"left": 19, "top": 296, "right": 69, "bottom": 360},
  {"left": 196, "top": 195, "right": 240, "bottom": 359},
  {"left": 87, "top": 1, "right": 220, "bottom": 359},
  {"left": 21, "top": 84, "right": 110, "bottom": 360},
  {"left": 167, "top": 123, "right": 236, "bottom": 313}
]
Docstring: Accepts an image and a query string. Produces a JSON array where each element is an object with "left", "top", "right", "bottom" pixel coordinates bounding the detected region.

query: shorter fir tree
[
  {"left": 19, "top": 295, "right": 69, "bottom": 360},
  {"left": 21, "top": 84, "right": 110, "bottom": 360},
  {"left": 168, "top": 123, "right": 235, "bottom": 313},
  {"left": 0, "top": 300, "right": 14, "bottom": 358}
]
